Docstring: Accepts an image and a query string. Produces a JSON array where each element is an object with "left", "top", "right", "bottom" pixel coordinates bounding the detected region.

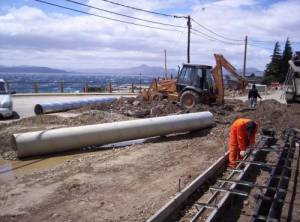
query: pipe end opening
[
  {"left": 34, "top": 104, "right": 43, "bottom": 115},
  {"left": 10, "top": 135, "right": 18, "bottom": 151}
]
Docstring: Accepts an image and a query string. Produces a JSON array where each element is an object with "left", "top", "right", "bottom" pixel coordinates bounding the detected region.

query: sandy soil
[{"left": 0, "top": 97, "right": 299, "bottom": 222}]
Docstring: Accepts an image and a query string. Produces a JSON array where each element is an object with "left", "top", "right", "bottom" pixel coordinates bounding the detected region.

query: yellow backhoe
[{"left": 141, "top": 54, "right": 248, "bottom": 108}]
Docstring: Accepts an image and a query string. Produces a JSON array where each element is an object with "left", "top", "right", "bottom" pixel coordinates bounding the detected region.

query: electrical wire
[
  {"left": 191, "top": 28, "right": 244, "bottom": 45},
  {"left": 34, "top": 0, "right": 183, "bottom": 32},
  {"left": 191, "top": 18, "right": 244, "bottom": 42},
  {"left": 250, "top": 39, "right": 300, "bottom": 45},
  {"left": 98, "top": 0, "right": 186, "bottom": 18},
  {"left": 64, "top": 0, "right": 186, "bottom": 29},
  {"left": 191, "top": 30, "right": 217, "bottom": 42},
  {"left": 249, "top": 39, "right": 275, "bottom": 44},
  {"left": 248, "top": 43, "right": 274, "bottom": 51}
]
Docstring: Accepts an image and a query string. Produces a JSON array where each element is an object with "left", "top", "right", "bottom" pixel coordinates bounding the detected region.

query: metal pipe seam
[
  {"left": 12, "top": 111, "right": 214, "bottom": 158},
  {"left": 34, "top": 97, "right": 117, "bottom": 115}
]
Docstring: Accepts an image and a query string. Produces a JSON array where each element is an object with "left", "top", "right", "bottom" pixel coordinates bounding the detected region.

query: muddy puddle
[
  {"left": 0, "top": 138, "right": 146, "bottom": 181},
  {"left": 0, "top": 155, "right": 77, "bottom": 181}
]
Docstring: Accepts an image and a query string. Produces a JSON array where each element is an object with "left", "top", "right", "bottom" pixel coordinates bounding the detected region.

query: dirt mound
[
  {"left": 87, "top": 97, "right": 247, "bottom": 120},
  {"left": 237, "top": 99, "right": 300, "bottom": 131},
  {"left": 92, "top": 97, "right": 183, "bottom": 118}
]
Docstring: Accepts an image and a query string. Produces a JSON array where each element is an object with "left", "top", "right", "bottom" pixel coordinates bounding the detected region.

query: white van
[{"left": 0, "top": 79, "right": 14, "bottom": 119}]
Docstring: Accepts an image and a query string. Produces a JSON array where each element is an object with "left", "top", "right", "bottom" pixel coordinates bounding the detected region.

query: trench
[{"left": 149, "top": 128, "right": 300, "bottom": 222}]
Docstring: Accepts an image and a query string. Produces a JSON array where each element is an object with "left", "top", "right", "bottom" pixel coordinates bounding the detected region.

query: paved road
[
  {"left": 11, "top": 95, "right": 126, "bottom": 119},
  {"left": 228, "top": 89, "right": 286, "bottom": 104}
]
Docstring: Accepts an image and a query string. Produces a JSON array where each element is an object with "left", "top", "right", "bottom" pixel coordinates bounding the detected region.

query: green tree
[
  {"left": 280, "top": 38, "right": 293, "bottom": 82},
  {"left": 263, "top": 41, "right": 282, "bottom": 84}
]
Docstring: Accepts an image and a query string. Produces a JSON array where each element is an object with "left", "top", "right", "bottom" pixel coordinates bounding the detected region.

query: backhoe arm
[
  {"left": 215, "top": 54, "right": 248, "bottom": 88},
  {"left": 212, "top": 55, "right": 225, "bottom": 104},
  {"left": 212, "top": 54, "right": 249, "bottom": 104}
]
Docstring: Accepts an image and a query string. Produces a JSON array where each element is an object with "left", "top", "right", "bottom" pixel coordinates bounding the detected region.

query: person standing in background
[{"left": 248, "top": 84, "right": 262, "bottom": 108}]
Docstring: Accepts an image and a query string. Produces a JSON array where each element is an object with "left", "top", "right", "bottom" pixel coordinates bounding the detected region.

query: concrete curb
[{"left": 147, "top": 152, "right": 229, "bottom": 222}]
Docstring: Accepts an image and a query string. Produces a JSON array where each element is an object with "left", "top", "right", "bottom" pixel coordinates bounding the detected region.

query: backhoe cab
[{"left": 176, "top": 64, "right": 216, "bottom": 108}]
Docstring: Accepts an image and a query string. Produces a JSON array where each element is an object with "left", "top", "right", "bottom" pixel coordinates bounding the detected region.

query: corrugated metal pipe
[
  {"left": 11, "top": 111, "right": 214, "bottom": 158},
  {"left": 34, "top": 97, "right": 117, "bottom": 115}
]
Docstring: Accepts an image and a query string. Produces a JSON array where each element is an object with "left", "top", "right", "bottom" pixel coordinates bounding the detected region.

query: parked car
[{"left": 0, "top": 79, "right": 14, "bottom": 119}]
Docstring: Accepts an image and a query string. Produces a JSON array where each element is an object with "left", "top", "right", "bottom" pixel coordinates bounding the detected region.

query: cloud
[
  {"left": 0, "top": 0, "right": 299, "bottom": 71},
  {"left": 212, "top": 0, "right": 257, "bottom": 8}
]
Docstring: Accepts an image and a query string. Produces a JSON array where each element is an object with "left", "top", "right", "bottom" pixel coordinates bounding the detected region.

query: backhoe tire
[{"left": 180, "top": 90, "right": 200, "bottom": 109}]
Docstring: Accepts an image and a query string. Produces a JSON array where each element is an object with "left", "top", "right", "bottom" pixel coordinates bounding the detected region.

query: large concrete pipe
[
  {"left": 12, "top": 111, "right": 214, "bottom": 158},
  {"left": 34, "top": 97, "right": 117, "bottom": 115}
]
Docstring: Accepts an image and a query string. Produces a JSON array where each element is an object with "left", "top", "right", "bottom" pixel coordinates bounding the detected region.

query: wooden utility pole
[
  {"left": 109, "top": 80, "right": 112, "bottom": 93},
  {"left": 187, "top": 15, "right": 191, "bottom": 63},
  {"left": 243, "top": 35, "right": 248, "bottom": 77},
  {"left": 164, "top": 49, "right": 167, "bottom": 78},
  {"left": 139, "top": 73, "right": 142, "bottom": 92}
]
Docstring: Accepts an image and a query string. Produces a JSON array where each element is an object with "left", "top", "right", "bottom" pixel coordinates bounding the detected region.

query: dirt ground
[{"left": 0, "top": 97, "right": 300, "bottom": 222}]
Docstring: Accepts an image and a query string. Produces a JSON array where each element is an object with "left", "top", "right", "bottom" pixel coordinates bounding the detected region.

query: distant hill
[
  {"left": 238, "top": 68, "right": 263, "bottom": 77},
  {"left": 76, "top": 64, "right": 177, "bottom": 76},
  {"left": 0, "top": 65, "right": 68, "bottom": 73},
  {"left": 224, "top": 67, "right": 263, "bottom": 78},
  {"left": 0, "top": 64, "right": 177, "bottom": 76},
  {"left": 0, "top": 64, "right": 262, "bottom": 77}
]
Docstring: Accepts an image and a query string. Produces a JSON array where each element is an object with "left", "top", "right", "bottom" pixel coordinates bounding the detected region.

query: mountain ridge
[
  {"left": 0, "top": 64, "right": 263, "bottom": 76},
  {"left": 0, "top": 65, "right": 68, "bottom": 74}
]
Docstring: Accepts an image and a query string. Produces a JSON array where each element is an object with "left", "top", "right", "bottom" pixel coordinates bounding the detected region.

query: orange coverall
[{"left": 228, "top": 118, "right": 258, "bottom": 168}]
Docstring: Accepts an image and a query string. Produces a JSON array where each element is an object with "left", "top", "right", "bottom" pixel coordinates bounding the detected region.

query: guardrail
[{"left": 6, "top": 81, "right": 144, "bottom": 94}]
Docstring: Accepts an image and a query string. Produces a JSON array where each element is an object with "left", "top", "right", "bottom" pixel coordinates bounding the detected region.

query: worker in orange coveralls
[{"left": 228, "top": 118, "right": 258, "bottom": 168}]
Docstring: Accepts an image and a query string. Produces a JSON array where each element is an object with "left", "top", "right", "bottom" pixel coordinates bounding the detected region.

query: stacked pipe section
[
  {"left": 12, "top": 111, "right": 214, "bottom": 158},
  {"left": 34, "top": 97, "right": 117, "bottom": 115}
]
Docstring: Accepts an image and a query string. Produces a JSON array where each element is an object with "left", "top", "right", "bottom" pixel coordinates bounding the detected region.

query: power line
[
  {"left": 248, "top": 43, "right": 274, "bottom": 51},
  {"left": 249, "top": 39, "right": 275, "bottom": 44},
  {"left": 191, "top": 30, "right": 217, "bottom": 42},
  {"left": 64, "top": 0, "right": 186, "bottom": 29},
  {"left": 191, "top": 18, "right": 244, "bottom": 42},
  {"left": 191, "top": 28, "right": 244, "bottom": 45},
  {"left": 34, "top": 0, "right": 183, "bottom": 33},
  {"left": 250, "top": 39, "right": 300, "bottom": 45},
  {"left": 98, "top": 0, "right": 186, "bottom": 18}
]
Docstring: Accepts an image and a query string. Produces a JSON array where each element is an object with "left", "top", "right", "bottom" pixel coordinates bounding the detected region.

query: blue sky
[
  {"left": 0, "top": 0, "right": 88, "bottom": 15},
  {"left": 0, "top": 0, "right": 299, "bottom": 70},
  {"left": 0, "top": 0, "right": 286, "bottom": 16}
]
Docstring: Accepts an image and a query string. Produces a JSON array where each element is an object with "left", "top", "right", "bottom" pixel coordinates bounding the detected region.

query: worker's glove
[{"left": 240, "top": 150, "right": 246, "bottom": 157}]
